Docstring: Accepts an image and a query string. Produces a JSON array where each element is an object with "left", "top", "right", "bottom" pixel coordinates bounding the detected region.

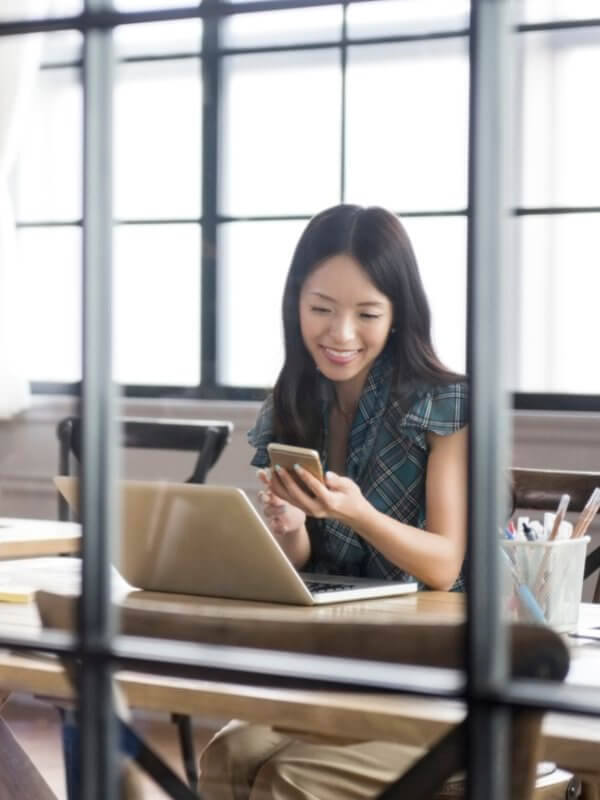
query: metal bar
[
  {"left": 0, "top": 0, "right": 440, "bottom": 37},
  {"left": 219, "top": 29, "right": 470, "bottom": 57},
  {"left": 339, "top": 3, "right": 348, "bottom": 201},
  {"left": 465, "top": 1, "right": 515, "bottom": 799},
  {"left": 3, "top": 3, "right": 600, "bottom": 37},
  {"left": 3, "top": 625, "right": 600, "bottom": 717},
  {"left": 518, "top": 18, "right": 600, "bottom": 33},
  {"left": 80, "top": 0, "right": 118, "bottom": 796},
  {"left": 200, "top": 0, "right": 220, "bottom": 390},
  {"left": 514, "top": 205, "right": 600, "bottom": 215}
]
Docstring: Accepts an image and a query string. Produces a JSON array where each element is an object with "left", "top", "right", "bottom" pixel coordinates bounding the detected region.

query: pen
[{"left": 500, "top": 548, "right": 547, "bottom": 624}]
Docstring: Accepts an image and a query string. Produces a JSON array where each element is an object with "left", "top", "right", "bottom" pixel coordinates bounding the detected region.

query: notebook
[{"left": 53, "top": 476, "right": 418, "bottom": 606}]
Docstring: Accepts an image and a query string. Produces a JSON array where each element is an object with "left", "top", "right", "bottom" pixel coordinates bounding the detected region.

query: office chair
[
  {"left": 36, "top": 588, "right": 573, "bottom": 800},
  {"left": 511, "top": 467, "right": 600, "bottom": 603},
  {"left": 55, "top": 414, "right": 234, "bottom": 792}
]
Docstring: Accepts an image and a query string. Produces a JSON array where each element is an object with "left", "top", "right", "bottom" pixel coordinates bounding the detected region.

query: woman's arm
[{"left": 269, "top": 426, "right": 468, "bottom": 590}]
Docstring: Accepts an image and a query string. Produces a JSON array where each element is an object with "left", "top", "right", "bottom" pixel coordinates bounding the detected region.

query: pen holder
[{"left": 501, "top": 536, "right": 590, "bottom": 633}]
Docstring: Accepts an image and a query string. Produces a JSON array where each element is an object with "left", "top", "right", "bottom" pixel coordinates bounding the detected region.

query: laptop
[{"left": 54, "top": 476, "right": 418, "bottom": 606}]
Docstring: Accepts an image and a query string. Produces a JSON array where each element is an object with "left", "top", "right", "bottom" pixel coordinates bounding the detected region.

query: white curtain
[{"left": 0, "top": 0, "right": 47, "bottom": 418}]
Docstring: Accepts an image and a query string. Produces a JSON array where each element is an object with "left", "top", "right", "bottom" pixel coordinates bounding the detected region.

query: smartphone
[{"left": 267, "top": 443, "right": 325, "bottom": 491}]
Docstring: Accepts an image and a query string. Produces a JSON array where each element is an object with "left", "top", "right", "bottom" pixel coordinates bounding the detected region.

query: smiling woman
[{"left": 198, "top": 203, "right": 470, "bottom": 800}]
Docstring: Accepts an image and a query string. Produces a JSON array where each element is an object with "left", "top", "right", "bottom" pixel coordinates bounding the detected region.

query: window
[
  {"left": 9, "top": 1, "right": 600, "bottom": 406},
  {"left": 3, "top": 3, "right": 599, "bottom": 799}
]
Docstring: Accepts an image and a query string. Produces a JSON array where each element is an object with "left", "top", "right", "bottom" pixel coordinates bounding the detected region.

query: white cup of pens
[{"left": 500, "top": 488, "right": 600, "bottom": 633}]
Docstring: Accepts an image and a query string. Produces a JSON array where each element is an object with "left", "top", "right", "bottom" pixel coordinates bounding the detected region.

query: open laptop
[{"left": 54, "top": 476, "right": 418, "bottom": 606}]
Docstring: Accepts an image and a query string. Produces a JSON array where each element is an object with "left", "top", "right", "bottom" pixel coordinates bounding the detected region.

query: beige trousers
[{"left": 198, "top": 720, "right": 426, "bottom": 800}]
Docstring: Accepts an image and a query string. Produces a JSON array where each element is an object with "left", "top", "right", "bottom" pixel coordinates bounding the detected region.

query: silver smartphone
[{"left": 267, "top": 443, "right": 325, "bottom": 491}]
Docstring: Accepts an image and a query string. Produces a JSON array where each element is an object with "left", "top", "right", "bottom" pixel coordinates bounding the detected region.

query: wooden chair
[
  {"left": 55, "top": 414, "right": 233, "bottom": 792},
  {"left": 36, "top": 589, "right": 574, "bottom": 800},
  {"left": 511, "top": 467, "right": 600, "bottom": 603},
  {"left": 56, "top": 416, "right": 233, "bottom": 520}
]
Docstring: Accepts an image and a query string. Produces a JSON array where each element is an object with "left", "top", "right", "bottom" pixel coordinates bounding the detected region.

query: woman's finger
[
  {"left": 264, "top": 503, "right": 287, "bottom": 519},
  {"left": 273, "top": 465, "right": 325, "bottom": 516},
  {"left": 270, "top": 468, "right": 302, "bottom": 505},
  {"left": 292, "top": 464, "right": 330, "bottom": 502}
]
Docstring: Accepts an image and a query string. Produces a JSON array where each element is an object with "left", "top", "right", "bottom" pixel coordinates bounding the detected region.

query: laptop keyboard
[{"left": 304, "top": 580, "right": 356, "bottom": 593}]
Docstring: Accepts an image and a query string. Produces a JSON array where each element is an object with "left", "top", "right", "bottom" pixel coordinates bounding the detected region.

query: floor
[{"left": 2, "top": 694, "right": 219, "bottom": 799}]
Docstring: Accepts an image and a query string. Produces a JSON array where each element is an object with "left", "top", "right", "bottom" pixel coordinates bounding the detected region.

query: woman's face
[{"left": 299, "top": 253, "right": 393, "bottom": 387}]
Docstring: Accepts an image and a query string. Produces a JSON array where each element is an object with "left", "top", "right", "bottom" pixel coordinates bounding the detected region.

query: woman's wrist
[{"left": 276, "top": 523, "right": 311, "bottom": 568}]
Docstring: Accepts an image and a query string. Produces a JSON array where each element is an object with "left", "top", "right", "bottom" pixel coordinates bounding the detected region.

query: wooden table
[
  {"left": 0, "top": 519, "right": 80, "bottom": 560},
  {"left": 0, "top": 554, "right": 599, "bottom": 791}
]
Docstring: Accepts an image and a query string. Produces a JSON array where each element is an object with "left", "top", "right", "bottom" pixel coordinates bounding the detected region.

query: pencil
[
  {"left": 572, "top": 487, "right": 600, "bottom": 539},
  {"left": 548, "top": 493, "right": 570, "bottom": 541}
]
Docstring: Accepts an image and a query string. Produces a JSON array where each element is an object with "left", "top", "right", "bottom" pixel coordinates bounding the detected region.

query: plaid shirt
[{"left": 248, "top": 353, "right": 468, "bottom": 590}]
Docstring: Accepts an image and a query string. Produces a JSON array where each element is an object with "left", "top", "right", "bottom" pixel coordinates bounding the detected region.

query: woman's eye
[
  {"left": 359, "top": 312, "right": 381, "bottom": 320},
  {"left": 311, "top": 306, "right": 331, "bottom": 314}
]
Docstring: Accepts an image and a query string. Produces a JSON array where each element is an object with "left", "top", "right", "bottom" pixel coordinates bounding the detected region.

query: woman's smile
[{"left": 320, "top": 346, "right": 363, "bottom": 365}]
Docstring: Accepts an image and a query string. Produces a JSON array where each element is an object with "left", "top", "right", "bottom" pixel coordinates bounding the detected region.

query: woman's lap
[{"left": 199, "top": 721, "right": 425, "bottom": 800}]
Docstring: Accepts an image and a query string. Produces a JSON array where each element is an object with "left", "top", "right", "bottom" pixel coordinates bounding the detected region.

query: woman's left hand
[{"left": 268, "top": 464, "right": 367, "bottom": 526}]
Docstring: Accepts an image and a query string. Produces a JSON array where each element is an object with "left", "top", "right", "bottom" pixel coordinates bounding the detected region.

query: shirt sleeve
[
  {"left": 405, "top": 381, "right": 469, "bottom": 437},
  {"left": 247, "top": 394, "right": 275, "bottom": 468}
]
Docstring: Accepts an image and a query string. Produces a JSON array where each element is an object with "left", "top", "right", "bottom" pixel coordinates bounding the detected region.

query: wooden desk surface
[
  {"left": 0, "top": 557, "right": 599, "bottom": 777},
  {"left": 0, "top": 518, "right": 80, "bottom": 559}
]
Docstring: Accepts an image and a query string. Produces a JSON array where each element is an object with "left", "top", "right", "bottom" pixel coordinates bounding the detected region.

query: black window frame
[{"left": 13, "top": 2, "right": 600, "bottom": 411}]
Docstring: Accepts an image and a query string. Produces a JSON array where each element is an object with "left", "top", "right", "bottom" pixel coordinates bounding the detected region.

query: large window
[{"left": 9, "top": 0, "right": 600, "bottom": 407}]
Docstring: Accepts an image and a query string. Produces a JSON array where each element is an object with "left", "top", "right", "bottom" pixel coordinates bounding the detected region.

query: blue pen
[{"left": 500, "top": 548, "right": 547, "bottom": 624}]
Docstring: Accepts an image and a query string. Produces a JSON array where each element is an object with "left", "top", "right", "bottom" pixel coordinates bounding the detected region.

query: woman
[{"left": 199, "top": 204, "right": 468, "bottom": 800}]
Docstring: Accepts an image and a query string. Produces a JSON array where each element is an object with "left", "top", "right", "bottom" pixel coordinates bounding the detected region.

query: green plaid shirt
[{"left": 248, "top": 353, "right": 468, "bottom": 590}]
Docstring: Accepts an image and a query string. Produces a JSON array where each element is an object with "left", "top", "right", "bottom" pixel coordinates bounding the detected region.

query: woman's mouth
[{"left": 320, "top": 346, "right": 361, "bottom": 365}]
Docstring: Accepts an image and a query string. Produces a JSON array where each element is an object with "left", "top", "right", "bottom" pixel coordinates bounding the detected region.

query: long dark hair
[{"left": 272, "top": 204, "right": 463, "bottom": 448}]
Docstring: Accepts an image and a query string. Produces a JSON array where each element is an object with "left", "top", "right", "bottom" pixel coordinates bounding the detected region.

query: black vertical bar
[
  {"left": 201, "top": 0, "right": 220, "bottom": 389},
  {"left": 80, "top": 1, "right": 118, "bottom": 798},
  {"left": 340, "top": 2, "right": 348, "bottom": 201},
  {"left": 466, "top": 1, "right": 515, "bottom": 800}
]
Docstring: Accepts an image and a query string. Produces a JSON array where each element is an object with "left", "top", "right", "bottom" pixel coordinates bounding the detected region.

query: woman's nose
[{"left": 329, "top": 314, "right": 355, "bottom": 342}]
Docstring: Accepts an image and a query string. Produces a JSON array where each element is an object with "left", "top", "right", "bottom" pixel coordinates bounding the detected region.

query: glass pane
[
  {"left": 220, "top": 50, "right": 341, "bottom": 217},
  {"left": 519, "top": 28, "right": 600, "bottom": 208},
  {"left": 222, "top": 6, "right": 342, "bottom": 48},
  {"left": 516, "top": 214, "right": 600, "bottom": 394},
  {"left": 41, "top": 30, "right": 83, "bottom": 65},
  {"left": 11, "top": 66, "right": 82, "bottom": 223},
  {"left": 402, "top": 216, "right": 467, "bottom": 375},
  {"left": 16, "top": 226, "right": 82, "bottom": 382},
  {"left": 345, "top": 39, "right": 469, "bottom": 211},
  {"left": 520, "top": 0, "right": 600, "bottom": 23},
  {"left": 113, "top": 224, "right": 200, "bottom": 386},
  {"left": 217, "top": 220, "right": 306, "bottom": 387},
  {"left": 115, "top": 19, "right": 202, "bottom": 59},
  {"left": 347, "top": 0, "right": 470, "bottom": 38},
  {"left": 0, "top": 0, "right": 81, "bottom": 19},
  {"left": 114, "top": 59, "right": 202, "bottom": 220}
]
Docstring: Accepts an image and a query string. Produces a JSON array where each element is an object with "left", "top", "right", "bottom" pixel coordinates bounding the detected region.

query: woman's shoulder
[{"left": 391, "top": 379, "right": 469, "bottom": 436}]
